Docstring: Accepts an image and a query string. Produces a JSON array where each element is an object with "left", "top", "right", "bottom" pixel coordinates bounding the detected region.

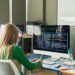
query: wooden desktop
[
  {"left": 22, "top": 35, "right": 33, "bottom": 39},
  {"left": 61, "top": 70, "right": 75, "bottom": 75}
]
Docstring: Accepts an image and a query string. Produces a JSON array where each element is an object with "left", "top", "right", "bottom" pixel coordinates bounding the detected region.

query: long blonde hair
[{"left": 0, "top": 24, "right": 19, "bottom": 59}]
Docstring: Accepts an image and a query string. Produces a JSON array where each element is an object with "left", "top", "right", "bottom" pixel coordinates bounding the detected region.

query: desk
[
  {"left": 61, "top": 70, "right": 75, "bottom": 75},
  {"left": 41, "top": 60, "right": 75, "bottom": 75},
  {"left": 28, "top": 54, "right": 75, "bottom": 75},
  {"left": 27, "top": 54, "right": 61, "bottom": 75}
]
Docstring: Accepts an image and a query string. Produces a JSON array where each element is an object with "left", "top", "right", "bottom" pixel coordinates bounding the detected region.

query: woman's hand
[{"left": 39, "top": 58, "right": 43, "bottom": 63}]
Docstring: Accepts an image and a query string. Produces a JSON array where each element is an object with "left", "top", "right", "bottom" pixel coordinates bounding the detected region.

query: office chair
[
  {"left": 0, "top": 60, "right": 20, "bottom": 75},
  {"left": 22, "top": 65, "right": 38, "bottom": 75},
  {"left": 0, "top": 60, "right": 38, "bottom": 75}
]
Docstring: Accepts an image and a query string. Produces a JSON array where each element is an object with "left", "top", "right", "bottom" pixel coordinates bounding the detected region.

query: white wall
[
  {"left": 58, "top": 0, "right": 75, "bottom": 26},
  {"left": 28, "top": 0, "right": 57, "bottom": 25},
  {"left": 0, "top": 0, "right": 9, "bottom": 25},
  {"left": 12, "top": 0, "right": 26, "bottom": 25},
  {"left": 28, "top": 0, "right": 43, "bottom": 22},
  {"left": 70, "top": 27, "right": 75, "bottom": 59},
  {"left": 46, "top": 0, "right": 57, "bottom": 25},
  {"left": 0, "top": 0, "right": 26, "bottom": 25}
]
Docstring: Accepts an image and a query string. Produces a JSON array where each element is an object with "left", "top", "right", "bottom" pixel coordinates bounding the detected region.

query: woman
[{"left": 0, "top": 24, "right": 42, "bottom": 75}]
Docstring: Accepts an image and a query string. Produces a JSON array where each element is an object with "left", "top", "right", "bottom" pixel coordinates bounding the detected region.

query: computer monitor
[
  {"left": 33, "top": 25, "right": 70, "bottom": 58},
  {"left": 0, "top": 24, "right": 6, "bottom": 36},
  {"left": 16, "top": 25, "right": 24, "bottom": 46}
]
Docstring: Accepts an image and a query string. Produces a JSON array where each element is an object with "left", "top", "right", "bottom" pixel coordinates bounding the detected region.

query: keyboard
[
  {"left": 43, "top": 57, "right": 59, "bottom": 65},
  {"left": 42, "top": 63, "right": 61, "bottom": 68}
]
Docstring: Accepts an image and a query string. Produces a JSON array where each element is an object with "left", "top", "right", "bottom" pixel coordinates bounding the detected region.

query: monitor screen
[
  {"left": 16, "top": 25, "right": 24, "bottom": 37},
  {"left": 16, "top": 25, "right": 24, "bottom": 46},
  {"left": 33, "top": 25, "right": 70, "bottom": 57}
]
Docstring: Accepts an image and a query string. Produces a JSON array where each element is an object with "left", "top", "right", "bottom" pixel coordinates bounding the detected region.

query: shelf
[{"left": 22, "top": 35, "right": 33, "bottom": 38}]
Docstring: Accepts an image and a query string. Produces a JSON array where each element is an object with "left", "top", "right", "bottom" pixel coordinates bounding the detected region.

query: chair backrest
[{"left": 0, "top": 60, "right": 20, "bottom": 75}]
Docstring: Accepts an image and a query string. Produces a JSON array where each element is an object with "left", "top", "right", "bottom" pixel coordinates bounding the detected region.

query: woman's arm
[{"left": 13, "top": 45, "right": 41, "bottom": 71}]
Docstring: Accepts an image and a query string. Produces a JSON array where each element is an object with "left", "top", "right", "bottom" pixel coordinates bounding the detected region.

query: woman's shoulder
[
  {"left": 12, "top": 45, "right": 24, "bottom": 55},
  {"left": 12, "top": 45, "right": 21, "bottom": 50},
  {"left": 13, "top": 45, "right": 19, "bottom": 48}
]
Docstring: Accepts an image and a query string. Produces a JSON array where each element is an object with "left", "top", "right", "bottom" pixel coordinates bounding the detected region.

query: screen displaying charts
[{"left": 33, "top": 25, "right": 70, "bottom": 53}]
